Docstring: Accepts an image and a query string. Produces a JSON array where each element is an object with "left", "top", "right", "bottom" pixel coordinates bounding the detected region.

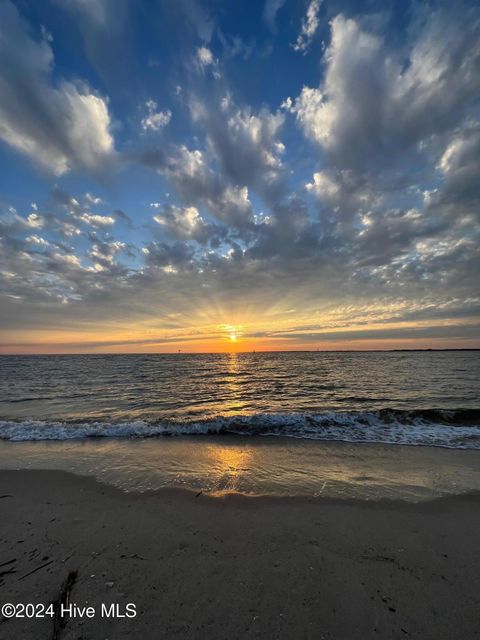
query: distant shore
[
  {"left": 1, "top": 469, "right": 479, "bottom": 639},
  {"left": 1, "top": 348, "right": 479, "bottom": 356}
]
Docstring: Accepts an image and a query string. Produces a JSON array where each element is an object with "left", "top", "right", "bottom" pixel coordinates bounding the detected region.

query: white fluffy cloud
[
  {"left": 196, "top": 46, "right": 215, "bottom": 71},
  {"left": 153, "top": 145, "right": 254, "bottom": 230},
  {"left": 305, "top": 171, "right": 339, "bottom": 200},
  {"left": 287, "top": 11, "right": 480, "bottom": 170},
  {"left": 153, "top": 205, "right": 206, "bottom": 240},
  {"left": 78, "top": 213, "right": 115, "bottom": 227},
  {"left": 0, "top": 1, "right": 115, "bottom": 175},
  {"left": 141, "top": 100, "right": 172, "bottom": 132},
  {"left": 190, "top": 98, "right": 285, "bottom": 192},
  {"left": 293, "top": 0, "right": 322, "bottom": 52}
]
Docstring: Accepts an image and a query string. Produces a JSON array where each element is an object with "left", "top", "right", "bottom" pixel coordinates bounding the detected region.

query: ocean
[
  {"left": 1, "top": 351, "right": 479, "bottom": 500},
  {"left": 1, "top": 351, "right": 479, "bottom": 447}
]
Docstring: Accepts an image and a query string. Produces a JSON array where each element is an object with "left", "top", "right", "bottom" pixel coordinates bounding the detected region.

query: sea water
[{"left": 1, "top": 351, "right": 479, "bottom": 499}]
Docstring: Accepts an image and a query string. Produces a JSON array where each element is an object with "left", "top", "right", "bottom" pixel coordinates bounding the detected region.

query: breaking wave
[{"left": 1, "top": 409, "right": 480, "bottom": 449}]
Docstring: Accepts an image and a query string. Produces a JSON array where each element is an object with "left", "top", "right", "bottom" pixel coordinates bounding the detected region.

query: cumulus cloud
[
  {"left": 78, "top": 213, "right": 115, "bottom": 227},
  {"left": 0, "top": 191, "right": 134, "bottom": 315},
  {"left": 0, "top": 0, "right": 115, "bottom": 175},
  {"left": 434, "top": 120, "right": 480, "bottom": 211},
  {"left": 143, "top": 240, "right": 195, "bottom": 272},
  {"left": 141, "top": 100, "right": 172, "bottom": 132},
  {"left": 190, "top": 97, "right": 285, "bottom": 195},
  {"left": 152, "top": 204, "right": 218, "bottom": 244},
  {"left": 141, "top": 144, "right": 255, "bottom": 230},
  {"left": 26, "top": 234, "right": 50, "bottom": 247},
  {"left": 88, "top": 240, "right": 127, "bottom": 271},
  {"left": 305, "top": 171, "right": 340, "bottom": 200},
  {"left": 292, "top": 0, "right": 322, "bottom": 52},
  {"left": 196, "top": 46, "right": 215, "bottom": 71},
  {"left": 287, "top": 9, "right": 480, "bottom": 171}
]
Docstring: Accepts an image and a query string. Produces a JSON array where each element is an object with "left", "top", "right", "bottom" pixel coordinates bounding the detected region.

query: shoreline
[
  {"left": 4, "top": 466, "right": 480, "bottom": 505},
  {"left": 1, "top": 436, "right": 479, "bottom": 501},
  {"left": 1, "top": 469, "right": 479, "bottom": 639}
]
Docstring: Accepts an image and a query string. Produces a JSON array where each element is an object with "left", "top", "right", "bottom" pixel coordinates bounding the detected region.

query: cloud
[
  {"left": 88, "top": 240, "right": 127, "bottom": 271},
  {"left": 0, "top": 1, "right": 115, "bottom": 175},
  {"left": 305, "top": 170, "right": 340, "bottom": 200},
  {"left": 26, "top": 212, "right": 45, "bottom": 229},
  {"left": 78, "top": 213, "right": 115, "bottom": 227},
  {"left": 113, "top": 209, "right": 133, "bottom": 228},
  {"left": 287, "top": 8, "right": 480, "bottom": 171},
  {"left": 1, "top": 1, "right": 479, "bottom": 350},
  {"left": 177, "top": 0, "right": 215, "bottom": 43},
  {"left": 259, "top": 323, "right": 480, "bottom": 343},
  {"left": 84, "top": 192, "right": 103, "bottom": 205},
  {"left": 141, "top": 100, "right": 172, "bottom": 132},
  {"left": 190, "top": 97, "right": 285, "bottom": 195},
  {"left": 0, "top": 191, "right": 136, "bottom": 314},
  {"left": 263, "top": 0, "right": 286, "bottom": 33},
  {"left": 140, "top": 144, "right": 255, "bottom": 231},
  {"left": 217, "top": 32, "right": 254, "bottom": 61},
  {"left": 196, "top": 46, "right": 215, "bottom": 70},
  {"left": 53, "top": 0, "right": 118, "bottom": 27},
  {"left": 292, "top": 0, "right": 322, "bottom": 52},
  {"left": 434, "top": 120, "right": 480, "bottom": 211},
  {"left": 152, "top": 204, "right": 218, "bottom": 244},
  {"left": 144, "top": 240, "right": 195, "bottom": 271},
  {"left": 26, "top": 234, "right": 50, "bottom": 247}
]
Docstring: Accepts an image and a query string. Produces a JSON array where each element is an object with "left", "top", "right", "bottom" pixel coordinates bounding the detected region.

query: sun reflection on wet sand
[{"left": 204, "top": 444, "right": 254, "bottom": 493}]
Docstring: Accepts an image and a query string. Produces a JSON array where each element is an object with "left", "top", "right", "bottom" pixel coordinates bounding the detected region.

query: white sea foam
[{"left": 0, "top": 410, "right": 479, "bottom": 449}]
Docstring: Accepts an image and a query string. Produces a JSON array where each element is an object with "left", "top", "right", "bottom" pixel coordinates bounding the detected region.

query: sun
[{"left": 220, "top": 324, "right": 242, "bottom": 348}]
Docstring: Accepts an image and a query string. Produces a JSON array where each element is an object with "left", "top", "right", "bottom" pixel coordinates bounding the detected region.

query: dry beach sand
[{"left": 0, "top": 469, "right": 479, "bottom": 640}]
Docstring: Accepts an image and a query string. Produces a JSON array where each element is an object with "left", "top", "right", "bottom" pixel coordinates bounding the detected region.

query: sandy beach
[{"left": 1, "top": 469, "right": 479, "bottom": 639}]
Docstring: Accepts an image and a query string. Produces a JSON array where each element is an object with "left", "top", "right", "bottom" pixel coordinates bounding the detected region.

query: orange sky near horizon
[
  {"left": 1, "top": 325, "right": 478, "bottom": 354},
  {"left": 1, "top": 297, "right": 479, "bottom": 354}
]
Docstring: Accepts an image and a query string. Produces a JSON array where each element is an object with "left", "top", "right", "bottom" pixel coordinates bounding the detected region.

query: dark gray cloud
[{"left": 254, "top": 324, "right": 480, "bottom": 343}]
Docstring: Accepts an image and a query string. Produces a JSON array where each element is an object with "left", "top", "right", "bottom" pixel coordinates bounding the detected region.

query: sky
[{"left": 0, "top": 0, "right": 479, "bottom": 353}]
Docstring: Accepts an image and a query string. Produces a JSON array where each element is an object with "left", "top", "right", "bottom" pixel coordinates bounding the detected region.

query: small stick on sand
[
  {"left": 0, "top": 558, "right": 16, "bottom": 568},
  {"left": 18, "top": 559, "right": 54, "bottom": 581},
  {"left": 0, "top": 568, "right": 16, "bottom": 582}
]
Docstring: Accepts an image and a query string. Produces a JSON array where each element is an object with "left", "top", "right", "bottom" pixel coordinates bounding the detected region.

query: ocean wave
[{"left": 0, "top": 409, "right": 480, "bottom": 449}]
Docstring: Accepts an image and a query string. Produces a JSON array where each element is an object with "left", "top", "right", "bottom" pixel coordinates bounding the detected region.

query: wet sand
[{"left": 0, "top": 469, "right": 479, "bottom": 639}]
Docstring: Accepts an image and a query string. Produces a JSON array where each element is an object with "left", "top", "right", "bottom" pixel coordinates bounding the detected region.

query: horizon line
[{"left": 1, "top": 348, "right": 479, "bottom": 356}]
